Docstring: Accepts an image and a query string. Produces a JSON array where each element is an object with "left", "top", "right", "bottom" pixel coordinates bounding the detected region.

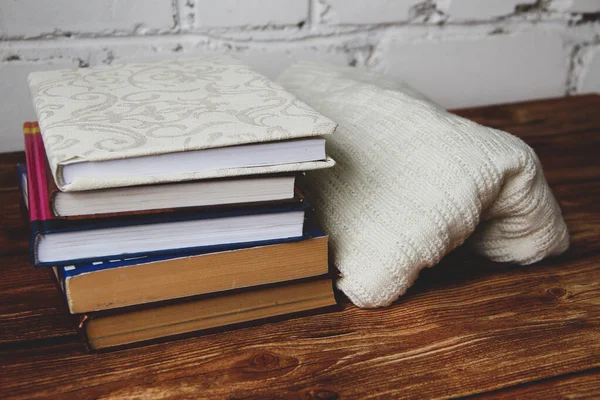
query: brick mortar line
[{"left": 0, "top": 18, "right": 598, "bottom": 45}]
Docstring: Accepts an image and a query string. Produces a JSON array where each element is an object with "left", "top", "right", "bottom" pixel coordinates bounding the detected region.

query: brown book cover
[
  {"left": 61, "top": 231, "right": 329, "bottom": 313},
  {"left": 70, "top": 276, "right": 339, "bottom": 352}
]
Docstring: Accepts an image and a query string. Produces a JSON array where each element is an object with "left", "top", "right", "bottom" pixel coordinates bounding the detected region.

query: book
[
  {"left": 66, "top": 277, "right": 337, "bottom": 351},
  {"left": 24, "top": 122, "right": 297, "bottom": 219},
  {"left": 19, "top": 164, "right": 310, "bottom": 266},
  {"left": 54, "top": 227, "right": 328, "bottom": 313},
  {"left": 28, "top": 56, "right": 337, "bottom": 192}
]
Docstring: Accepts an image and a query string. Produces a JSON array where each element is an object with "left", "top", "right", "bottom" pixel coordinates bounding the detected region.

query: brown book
[
  {"left": 77, "top": 277, "right": 337, "bottom": 351},
  {"left": 55, "top": 233, "right": 329, "bottom": 314}
]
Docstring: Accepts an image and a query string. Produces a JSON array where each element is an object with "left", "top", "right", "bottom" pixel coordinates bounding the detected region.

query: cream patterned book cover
[{"left": 28, "top": 56, "right": 336, "bottom": 191}]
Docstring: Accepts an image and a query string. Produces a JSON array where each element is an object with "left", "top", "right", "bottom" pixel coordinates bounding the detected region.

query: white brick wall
[
  {"left": 0, "top": 0, "right": 174, "bottom": 37},
  {"left": 550, "top": 0, "right": 600, "bottom": 13},
  {"left": 1, "top": 0, "right": 600, "bottom": 151},
  {"left": 381, "top": 32, "right": 569, "bottom": 108},
  {"left": 325, "top": 0, "right": 422, "bottom": 24},
  {"left": 579, "top": 45, "right": 600, "bottom": 94},
  {"left": 436, "top": 0, "right": 536, "bottom": 21},
  {"left": 195, "top": 0, "right": 308, "bottom": 27}
]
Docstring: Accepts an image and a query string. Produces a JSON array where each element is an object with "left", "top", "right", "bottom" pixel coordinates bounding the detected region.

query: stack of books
[{"left": 18, "top": 57, "right": 339, "bottom": 351}]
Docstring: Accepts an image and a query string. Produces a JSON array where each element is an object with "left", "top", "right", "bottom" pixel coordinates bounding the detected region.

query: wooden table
[{"left": 1, "top": 95, "right": 599, "bottom": 399}]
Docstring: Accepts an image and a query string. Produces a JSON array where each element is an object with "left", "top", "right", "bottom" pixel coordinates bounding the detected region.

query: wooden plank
[
  {"left": 0, "top": 152, "right": 24, "bottom": 191},
  {"left": 0, "top": 153, "right": 30, "bottom": 257},
  {"left": 524, "top": 129, "right": 600, "bottom": 185},
  {"left": 474, "top": 369, "right": 600, "bottom": 399},
  {"left": 454, "top": 94, "right": 600, "bottom": 185},
  {"left": 453, "top": 94, "right": 600, "bottom": 137},
  {"left": 0, "top": 256, "right": 78, "bottom": 345},
  {"left": 0, "top": 190, "right": 29, "bottom": 257},
  {"left": 554, "top": 182, "right": 600, "bottom": 258}
]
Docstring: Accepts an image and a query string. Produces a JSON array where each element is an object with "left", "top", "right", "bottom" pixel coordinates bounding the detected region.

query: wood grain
[
  {"left": 453, "top": 94, "right": 600, "bottom": 137},
  {"left": 473, "top": 369, "right": 600, "bottom": 399},
  {"left": 1, "top": 95, "right": 599, "bottom": 399},
  {"left": 454, "top": 94, "right": 600, "bottom": 185}
]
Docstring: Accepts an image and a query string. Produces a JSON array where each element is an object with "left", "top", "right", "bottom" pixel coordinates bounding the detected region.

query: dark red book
[{"left": 23, "top": 122, "right": 53, "bottom": 221}]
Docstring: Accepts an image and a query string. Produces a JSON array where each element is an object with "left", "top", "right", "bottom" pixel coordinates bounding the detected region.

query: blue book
[{"left": 18, "top": 164, "right": 310, "bottom": 267}]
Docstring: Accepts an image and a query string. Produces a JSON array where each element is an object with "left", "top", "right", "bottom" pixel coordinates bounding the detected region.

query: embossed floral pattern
[{"left": 28, "top": 56, "right": 337, "bottom": 175}]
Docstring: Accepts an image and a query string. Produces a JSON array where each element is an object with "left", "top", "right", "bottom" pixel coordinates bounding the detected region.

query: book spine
[
  {"left": 16, "top": 164, "right": 30, "bottom": 224},
  {"left": 23, "top": 122, "right": 53, "bottom": 221},
  {"left": 23, "top": 123, "right": 39, "bottom": 221},
  {"left": 24, "top": 123, "right": 40, "bottom": 267},
  {"left": 76, "top": 314, "right": 94, "bottom": 353},
  {"left": 27, "top": 77, "right": 65, "bottom": 191},
  {"left": 24, "top": 122, "right": 55, "bottom": 267},
  {"left": 46, "top": 264, "right": 93, "bottom": 352},
  {"left": 31, "top": 122, "right": 53, "bottom": 221},
  {"left": 42, "top": 135, "right": 62, "bottom": 218}
]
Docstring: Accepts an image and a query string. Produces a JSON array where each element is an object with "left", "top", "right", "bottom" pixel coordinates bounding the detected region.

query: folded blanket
[{"left": 277, "top": 62, "right": 569, "bottom": 308}]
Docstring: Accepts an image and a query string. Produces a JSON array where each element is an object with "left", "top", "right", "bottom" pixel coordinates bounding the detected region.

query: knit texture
[{"left": 277, "top": 62, "right": 570, "bottom": 309}]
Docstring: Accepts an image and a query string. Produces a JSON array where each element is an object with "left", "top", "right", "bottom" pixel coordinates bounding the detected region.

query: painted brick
[
  {"left": 382, "top": 32, "right": 569, "bottom": 109},
  {"left": 238, "top": 47, "right": 350, "bottom": 78},
  {"left": 579, "top": 45, "right": 600, "bottom": 94},
  {"left": 325, "top": 0, "right": 422, "bottom": 24},
  {"left": 0, "top": 0, "right": 173, "bottom": 37},
  {"left": 0, "top": 60, "right": 75, "bottom": 152},
  {"left": 549, "top": 0, "right": 600, "bottom": 13},
  {"left": 436, "top": 0, "right": 535, "bottom": 20},
  {"left": 178, "top": 0, "right": 196, "bottom": 31},
  {"left": 65, "top": 38, "right": 351, "bottom": 79},
  {"left": 195, "top": 0, "right": 309, "bottom": 27}
]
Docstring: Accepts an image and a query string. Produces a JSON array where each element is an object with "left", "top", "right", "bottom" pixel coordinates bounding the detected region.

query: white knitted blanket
[{"left": 277, "top": 62, "right": 569, "bottom": 309}]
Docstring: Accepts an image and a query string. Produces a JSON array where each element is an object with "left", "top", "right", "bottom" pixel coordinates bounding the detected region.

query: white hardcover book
[{"left": 28, "top": 56, "right": 337, "bottom": 192}]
